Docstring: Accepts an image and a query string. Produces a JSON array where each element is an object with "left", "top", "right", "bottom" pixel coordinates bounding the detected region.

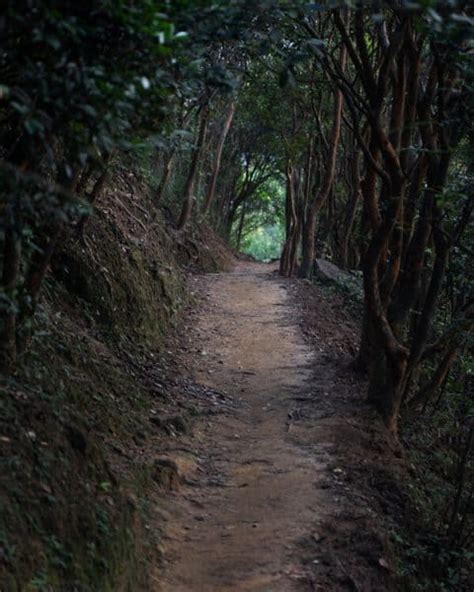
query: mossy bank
[{"left": 0, "top": 167, "right": 233, "bottom": 591}]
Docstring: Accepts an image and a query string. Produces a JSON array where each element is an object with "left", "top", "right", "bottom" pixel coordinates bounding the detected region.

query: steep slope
[{"left": 0, "top": 168, "right": 233, "bottom": 591}]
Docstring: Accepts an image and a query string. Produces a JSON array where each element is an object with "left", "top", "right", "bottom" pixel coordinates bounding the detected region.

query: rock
[
  {"left": 314, "top": 259, "right": 363, "bottom": 300},
  {"left": 153, "top": 458, "right": 180, "bottom": 491},
  {"left": 314, "top": 259, "right": 347, "bottom": 283}
]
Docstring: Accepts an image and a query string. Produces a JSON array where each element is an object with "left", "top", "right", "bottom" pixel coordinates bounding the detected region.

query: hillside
[{"left": 0, "top": 169, "right": 233, "bottom": 591}]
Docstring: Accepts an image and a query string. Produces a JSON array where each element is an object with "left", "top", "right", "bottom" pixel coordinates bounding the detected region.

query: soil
[
  {"left": 0, "top": 171, "right": 237, "bottom": 591},
  {"left": 151, "top": 262, "right": 405, "bottom": 592}
]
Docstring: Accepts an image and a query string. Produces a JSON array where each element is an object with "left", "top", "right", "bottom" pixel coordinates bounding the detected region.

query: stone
[{"left": 314, "top": 259, "right": 363, "bottom": 300}]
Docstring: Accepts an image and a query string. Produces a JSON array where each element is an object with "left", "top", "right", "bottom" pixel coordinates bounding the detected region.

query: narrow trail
[
  {"left": 157, "top": 262, "right": 337, "bottom": 591},
  {"left": 156, "top": 262, "right": 384, "bottom": 592}
]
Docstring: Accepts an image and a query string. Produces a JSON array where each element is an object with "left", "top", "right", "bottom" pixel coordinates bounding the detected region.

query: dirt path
[{"left": 156, "top": 263, "right": 393, "bottom": 592}]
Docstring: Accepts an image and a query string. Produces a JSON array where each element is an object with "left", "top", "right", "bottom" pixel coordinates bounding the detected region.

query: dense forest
[{"left": 0, "top": 1, "right": 473, "bottom": 591}]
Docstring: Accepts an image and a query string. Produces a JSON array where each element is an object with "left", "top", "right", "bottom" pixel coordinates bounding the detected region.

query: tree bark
[
  {"left": 0, "top": 225, "right": 22, "bottom": 371},
  {"left": 339, "top": 147, "right": 361, "bottom": 269},
  {"left": 299, "top": 26, "right": 347, "bottom": 278},
  {"left": 202, "top": 101, "right": 235, "bottom": 216},
  {"left": 236, "top": 200, "right": 247, "bottom": 250},
  {"left": 156, "top": 150, "right": 175, "bottom": 204},
  {"left": 177, "top": 107, "right": 209, "bottom": 231},
  {"left": 280, "top": 165, "right": 298, "bottom": 276}
]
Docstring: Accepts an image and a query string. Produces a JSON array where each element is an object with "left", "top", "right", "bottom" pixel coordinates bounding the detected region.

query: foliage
[
  {"left": 241, "top": 224, "right": 284, "bottom": 261},
  {"left": 0, "top": 0, "right": 266, "bottom": 368}
]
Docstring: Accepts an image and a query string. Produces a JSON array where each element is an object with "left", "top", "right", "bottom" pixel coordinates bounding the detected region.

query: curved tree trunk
[
  {"left": 156, "top": 151, "right": 175, "bottom": 204},
  {"left": 339, "top": 148, "right": 361, "bottom": 269},
  {"left": 299, "top": 30, "right": 347, "bottom": 278},
  {"left": 202, "top": 101, "right": 235, "bottom": 216},
  {"left": 177, "top": 107, "right": 210, "bottom": 231}
]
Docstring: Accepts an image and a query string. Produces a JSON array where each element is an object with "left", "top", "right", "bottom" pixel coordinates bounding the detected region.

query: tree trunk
[
  {"left": 339, "top": 149, "right": 361, "bottom": 269},
  {"left": 367, "top": 346, "right": 408, "bottom": 433},
  {"left": 299, "top": 30, "right": 347, "bottom": 278},
  {"left": 18, "top": 224, "right": 63, "bottom": 347},
  {"left": 177, "top": 107, "right": 209, "bottom": 231},
  {"left": 299, "top": 210, "right": 317, "bottom": 278},
  {"left": 202, "top": 101, "right": 235, "bottom": 216},
  {"left": 236, "top": 200, "right": 246, "bottom": 250},
  {"left": 0, "top": 226, "right": 22, "bottom": 371},
  {"left": 280, "top": 165, "right": 298, "bottom": 276},
  {"left": 156, "top": 150, "right": 175, "bottom": 204},
  {"left": 77, "top": 157, "right": 110, "bottom": 236}
]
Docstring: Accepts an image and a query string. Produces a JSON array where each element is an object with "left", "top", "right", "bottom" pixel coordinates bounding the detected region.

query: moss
[
  {"left": 0, "top": 319, "right": 158, "bottom": 591},
  {"left": 0, "top": 171, "right": 233, "bottom": 591}
]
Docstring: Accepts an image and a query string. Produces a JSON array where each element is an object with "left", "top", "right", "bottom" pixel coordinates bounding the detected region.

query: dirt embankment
[
  {"left": 0, "top": 169, "right": 234, "bottom": 591},
  {"left": 286, "top": 275, "right": 408, "bottom": 590}
]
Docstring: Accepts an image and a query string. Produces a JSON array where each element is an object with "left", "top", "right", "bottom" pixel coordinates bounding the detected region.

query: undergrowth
[
  {"left": 396, "top": 357, "right": 474, "bottom": 592},
  {"left": 0, "top": 166, "right": 233, "bottom": 591}
]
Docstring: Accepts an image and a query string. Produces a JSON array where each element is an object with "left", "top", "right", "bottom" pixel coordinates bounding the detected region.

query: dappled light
[
  {"left": 241, "top": 224, "right": 284, "bottom": 262},
  {"left": 232, "top": 177, "right": 286, "bottom": 261}
]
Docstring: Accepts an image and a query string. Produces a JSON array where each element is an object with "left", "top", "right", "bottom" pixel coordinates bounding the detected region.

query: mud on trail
[{"left": 154, "top": 263, "right": 400, "bottom": 592}]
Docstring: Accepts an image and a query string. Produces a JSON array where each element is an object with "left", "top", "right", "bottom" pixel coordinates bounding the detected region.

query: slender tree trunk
[
  {"left": 363, "top": 171, "right": 408, "bottom": 432},
  {"left": 299, "top": 32, "right": 347, "bottom": 278},
  {"left": 0, "top": 225, "right": 22, "bottom": 371},
  {"left": 367, "top": 346, "right": 408, "bottom": 433},
  {"left": 236, "top": 200, "right": 247, "bottom": 250},
  {"left": 288, "top": 168, "right": 303, "bottom": 277},
  {"left": 76, "top": 164, "right": 94, "bottom": 195},
  {"left": 177, "top": 107, "right": 209, "bottom": 231},
  {"left": 19, "top": 224, "right": 63, "bottom": 341},
  {"left": 77, "top": 155, "right": 111, "bottom": 236},
  {"left": 299, "top": 211, "right": 317, "bottom": 278},
  {"left": 354, "top": 303, "right": 372, "bottom": 372},
  {"left": 224, "top": 202, "right": 239, "bottom": 241},
  {"left": 280, "top": 165, "right": 298, "bottom": 276},
  {"left": 202, "top": 101, "right": 235, "bottom": 215},
  {"left": 339, "top": 149, "right": 361, "bottom": 269},
  {"left": 411, "top": 345, "right": 459, "bottom": 410},
  {"left": 156, "top": 150, "right": 175, "bottom": 204}
]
